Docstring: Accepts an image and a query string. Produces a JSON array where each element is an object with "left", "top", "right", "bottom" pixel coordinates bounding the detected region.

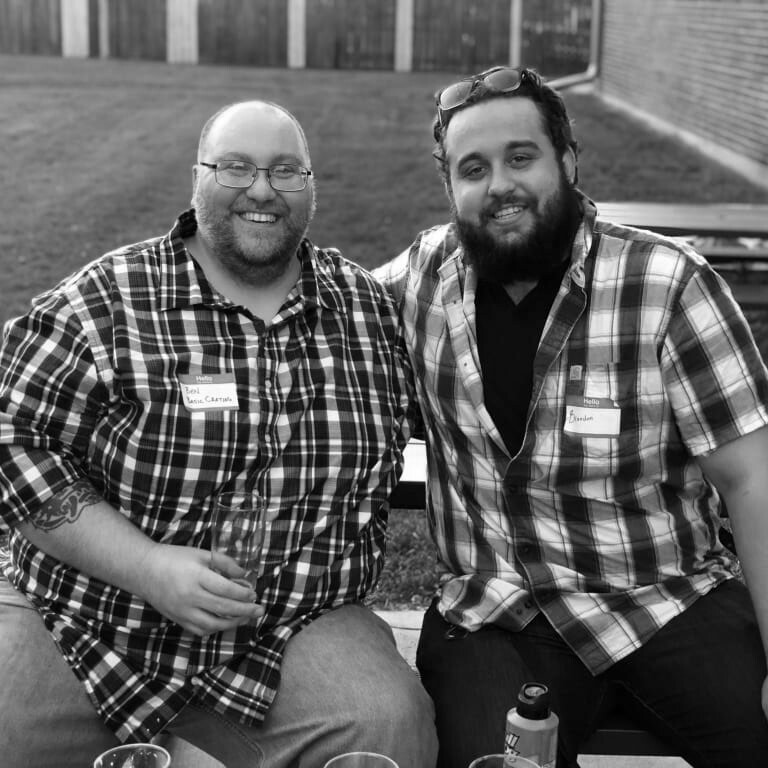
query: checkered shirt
[
  {"left": 375, "top": 195, "right": 768, "bottom": 674},
  {"left": 0, "top": 210, "right": 414, "bottom": 740}
]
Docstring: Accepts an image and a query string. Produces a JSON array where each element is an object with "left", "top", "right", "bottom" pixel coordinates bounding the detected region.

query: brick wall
[{"left": 599, "top": 0, "right": 768, "bottom": 183}]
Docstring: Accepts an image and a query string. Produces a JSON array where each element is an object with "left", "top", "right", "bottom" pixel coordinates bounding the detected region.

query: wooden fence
[{"left": 0, "top": 0, "right": 593, "bottom": 76}]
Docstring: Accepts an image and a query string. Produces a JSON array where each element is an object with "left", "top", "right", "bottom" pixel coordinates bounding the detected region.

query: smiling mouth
[
  {"left": 239, "top": 211, "right": 278, "bottom": 224},
  {"left": 491, "top": 204, "right": 526, "bottom": 222}
]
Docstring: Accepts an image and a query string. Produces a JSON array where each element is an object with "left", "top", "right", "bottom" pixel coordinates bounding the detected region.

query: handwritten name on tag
[
  {"left": 563, "top": 395, "right": 621, "bottom": 437},
  {"left": 179, "top": 373, "right": 238, "bottom": 411}
]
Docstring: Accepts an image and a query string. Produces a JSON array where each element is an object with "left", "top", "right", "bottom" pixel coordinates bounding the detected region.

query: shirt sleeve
[
  {"left": 662, "top": 264, "right": 768, "bottom": 456},
  {"left": 371, "top": 245, "right": 413, "bottom": 306},
  {"left": 0, "top": 291, "right": 107, "bottom": 527}
]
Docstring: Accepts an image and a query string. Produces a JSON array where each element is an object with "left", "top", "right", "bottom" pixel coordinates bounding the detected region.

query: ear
[
  {"left": 190, "top": 164, "right": 200, "bottom": 206},
  {"left": 561, "top": 147, "right": 577, "bottom": 186}
]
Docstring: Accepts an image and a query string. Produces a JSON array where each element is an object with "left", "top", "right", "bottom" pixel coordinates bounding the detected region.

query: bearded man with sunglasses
[
  {"left": 0, "top": 100, "right": 437, "bottom": 768},
  {"left": 375, "top": 67, "right": 768, "bottom": 767}
]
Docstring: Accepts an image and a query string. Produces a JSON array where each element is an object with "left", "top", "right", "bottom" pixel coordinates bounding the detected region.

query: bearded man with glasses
[
  {"left": 375, "top": 66, "right": 768, "bottom": 768},
  {"left": 0, "top": 101, "right": 437, "bottom": 768}
]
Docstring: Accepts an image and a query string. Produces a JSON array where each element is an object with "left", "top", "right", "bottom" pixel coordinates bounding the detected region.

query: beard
[
  {"left": 192, "top": 189, "right": 314, "bottom": 286},
  {"left": 454, "top": 171, "right": 582, "bottom": 284}
]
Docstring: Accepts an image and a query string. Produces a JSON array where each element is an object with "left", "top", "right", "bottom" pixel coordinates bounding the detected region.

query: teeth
[
  {"left": 494, "top": 205, "right": 524, "bottom": 219},
  {"left": 241, "top": 212, "right": 277, "bottom": 223}
]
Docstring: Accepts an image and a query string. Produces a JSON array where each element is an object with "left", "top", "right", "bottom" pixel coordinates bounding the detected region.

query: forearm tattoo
[{"left": 30, "top": 480, "right": 102, "bottom": 531}]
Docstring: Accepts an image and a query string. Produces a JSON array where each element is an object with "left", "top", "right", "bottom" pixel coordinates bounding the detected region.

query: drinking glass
[
  {"left": 93, "top": 743, "right": 171, "bottom": 768},
  {"left": 323, "top": 752, "right": 399, "bottom": 768},
  {"left": 210, "top": 489, "right": 267, "bottom": 591},
  {"left": 468, "top": 756, "right": 542, "bottom": 768}
]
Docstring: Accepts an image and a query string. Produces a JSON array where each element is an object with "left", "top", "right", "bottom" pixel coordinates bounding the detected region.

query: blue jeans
[
  {"left": 0, "top": 577, "right": 437, "bottom": 768},
  {"left": 416, "top": 580, "right": 768, "bottom": 768}
]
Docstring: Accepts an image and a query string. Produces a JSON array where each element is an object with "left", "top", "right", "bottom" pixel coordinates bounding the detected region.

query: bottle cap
[{"left": 516, "top": 682, "right": 551, "bottom": 719}]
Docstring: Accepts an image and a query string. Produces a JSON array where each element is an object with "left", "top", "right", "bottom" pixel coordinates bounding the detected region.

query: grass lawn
[{"left": 2, "top": 55, "right": 767, "bottom": 608}]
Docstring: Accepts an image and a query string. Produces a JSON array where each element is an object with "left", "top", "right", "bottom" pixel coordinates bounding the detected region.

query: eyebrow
[
  {"left": 216, "top": 151, "right": 306, "bottom": 165},
  {"left": 504, "top": 140, "right": 541, "bottom": 152}
]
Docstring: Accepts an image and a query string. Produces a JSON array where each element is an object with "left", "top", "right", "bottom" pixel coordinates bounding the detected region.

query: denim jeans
[
  {"left": 416, "top": 580, "right": 768, "bottom": 768},
  {"left": 0, "top": 577, "right": 437, "bottom": 768}
]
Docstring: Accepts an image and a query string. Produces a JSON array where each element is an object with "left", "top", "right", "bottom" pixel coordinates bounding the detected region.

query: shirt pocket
[{"left": 564, "top": 358, "right": 664, "bottom": 462}]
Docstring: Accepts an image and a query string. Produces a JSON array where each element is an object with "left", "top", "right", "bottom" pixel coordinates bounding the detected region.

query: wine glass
[
  {"left": 210, "top": 489, "right": 267, "bottom": 591},
  {"left": 93, "top": 743, "right": 171, "bottom": 768}
]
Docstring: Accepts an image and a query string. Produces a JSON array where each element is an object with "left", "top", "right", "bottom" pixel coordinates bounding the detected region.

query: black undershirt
[{"left": 476, "top": 262, "right": 568, "bottom": 455}]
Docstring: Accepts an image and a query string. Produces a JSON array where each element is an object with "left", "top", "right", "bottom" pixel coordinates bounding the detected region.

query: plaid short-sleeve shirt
[
  {"left": 375, "top": 195, "right": 768, "bottom": 674},
  {"left": 0, "top": 210, "right": 414, "bottom": 741}
]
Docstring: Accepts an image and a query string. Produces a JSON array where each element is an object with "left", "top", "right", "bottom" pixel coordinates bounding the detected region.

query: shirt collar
[
  {"left": 566, "top": 191, "right": 598, "bottom": 289},
  {"left": 294, "top": 241, "right": 347, "bottom": 316}
]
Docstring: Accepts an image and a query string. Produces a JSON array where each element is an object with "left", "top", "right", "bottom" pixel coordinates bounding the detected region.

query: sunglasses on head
[{"left": 434, "top": 66, "right": 541, "bottom": 130}]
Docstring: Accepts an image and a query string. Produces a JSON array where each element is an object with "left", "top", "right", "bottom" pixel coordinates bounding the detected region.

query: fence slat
[
  {"left": 61, "top": 0, "right": 89, "bottom": 58},
  {"left": 167, "top": 0, "right": 198, "bottom": 63},
  {"left": 287, "top": 0, "right": 306, "bottom": 69}
]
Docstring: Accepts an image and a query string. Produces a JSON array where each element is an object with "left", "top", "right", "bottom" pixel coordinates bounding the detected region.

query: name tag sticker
[
  {"left": 563, "top": 394, "right": 621, "bottom": 437},
  {"left": 179, "top": 373, "right": 239, "bottom": 411}
]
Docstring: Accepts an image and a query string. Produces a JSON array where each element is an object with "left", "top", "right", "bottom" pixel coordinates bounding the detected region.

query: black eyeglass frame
[
  {"left": 434, "top": 66, "right": 541, "bottom": 130},
  {"left": 199, "top": 160, "right": 313, "bottom": 192}
]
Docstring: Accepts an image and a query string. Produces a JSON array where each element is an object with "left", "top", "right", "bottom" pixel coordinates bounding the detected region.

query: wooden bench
[{"left": 388, "top": 201, "right": 768, "bottom": 759}]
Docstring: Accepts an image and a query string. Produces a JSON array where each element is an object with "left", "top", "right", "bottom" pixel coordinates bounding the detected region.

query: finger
[
  {"left": 194, "top": 581, "right": 265, "bottom": 619},
  {"left": 184, "top": 605, "right": 264, "bottom": 636},
  {"left": 203, "top": 566, "right": 258, "bottom": 602},
  {"left": 209, "top": 551, "right": 248, "bottom": 579},
  {"left": 208, "top": 596, "right": 264, "bottom": 621}
]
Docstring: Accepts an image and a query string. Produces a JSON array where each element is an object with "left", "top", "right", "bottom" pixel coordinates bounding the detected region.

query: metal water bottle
[{"left": 504, "top": 682, "right": 559, "bottom": 768}]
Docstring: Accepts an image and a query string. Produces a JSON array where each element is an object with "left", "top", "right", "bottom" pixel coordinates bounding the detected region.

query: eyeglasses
[
  {"left": 435, "top": 66, "right": 541, "bottom": 129},
  {"left": 199, "top": 160, "right": 312, "bottom": 192}
]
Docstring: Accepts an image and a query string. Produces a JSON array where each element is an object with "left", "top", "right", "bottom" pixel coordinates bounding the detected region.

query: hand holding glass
[
  {"left": 93, "top": 743, "right": 171, "bottom": 768},
  {"left": 210, "top": 490, "right": 266, "bottom": 592}
]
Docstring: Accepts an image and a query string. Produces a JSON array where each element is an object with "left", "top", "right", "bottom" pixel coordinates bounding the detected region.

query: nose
[
  {"left": 244, "top": 169, "right": 276, "bottom": 200},
  {"left": 487, "top": 162, "right": 517, "bottom": 198}
]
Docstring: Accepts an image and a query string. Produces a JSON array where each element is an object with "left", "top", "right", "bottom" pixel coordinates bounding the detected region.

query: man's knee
[{"left": 279, "top": 605, "right": 438, "bottom": 766}]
